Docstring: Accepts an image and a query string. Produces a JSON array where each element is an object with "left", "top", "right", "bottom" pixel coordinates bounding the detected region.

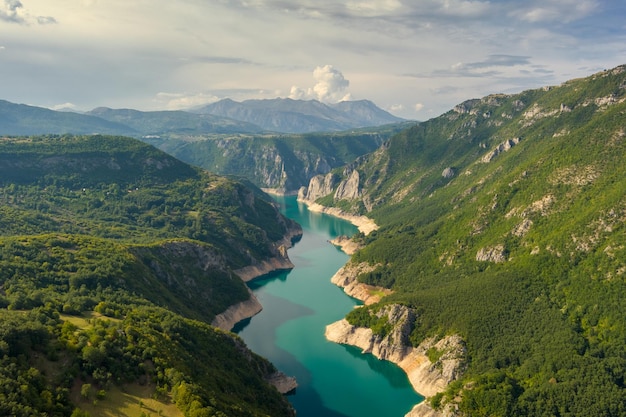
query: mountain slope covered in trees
[
  {"left": 300, "top": 65, "right": 626, "bottom": 416},
  {"left": 0, "top": 135, "right": 299, "bottom": 417},
  {"left": 146, "top": 123, "right": 411, "bottom": 193}
]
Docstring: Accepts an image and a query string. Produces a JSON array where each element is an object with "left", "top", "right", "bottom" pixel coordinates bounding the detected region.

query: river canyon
[{"left": 234, "top": 196, "right": 423, "bottom": 417}]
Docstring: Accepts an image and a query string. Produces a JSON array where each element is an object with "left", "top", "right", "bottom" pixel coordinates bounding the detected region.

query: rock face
[
  {"left": 325, "top": 304, "right": 466, "bottom": 400},
  {"left": 334, "top": 169, "right": 361, "bottom": 200},
  {"left": 330, "top": 261, "right": 392, "bottom": 304},
  {"left": 481, "top": 137, "right": 522, "bottom": 163},
  {"left": 266, "top": 371, "right": 298, "bottom": 394},
  {"left": 298, "top": 167, "right": 361, "bottom": 203},
  {"left": 214, "top": 223, "right": 302, "bottom": 329},
  {"left": 476, "top": 244, "right": 507, "bottom": 263},
  {"left": 211, "top": 288, "right": 263, "bottom": 331},
  {"left": 441, "top": 167, "right": 455, "bottom": 179},
  {"left": 329, "top": 235, "right": 363, "bottom": 255},
  {"left": 298, "top": 172, "right": 338, "bottom": 201},
  {"left": 233, "top": 224, "right": 302, "bottom": 282}
]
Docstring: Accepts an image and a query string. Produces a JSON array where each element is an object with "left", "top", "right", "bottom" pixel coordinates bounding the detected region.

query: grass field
[
  {"left": 59, "top": 312, "right": 182, "bottom": 417},
  {"left": 70, "top": 382, "right": 183, "bottom": 417}
]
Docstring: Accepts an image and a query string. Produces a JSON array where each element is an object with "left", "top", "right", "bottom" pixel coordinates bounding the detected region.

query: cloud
[
  {"left": 1, "top": 0, "right": 56, "bottom": 24},
  {"left": 155, "top": 92, "right": 221, "bottom": 110},
  {"left": 50, "top": 102, "right": 78, "bottom": 111},
  {"left": 388, "top": 103, "right": 404, "bottom": 113},
  {"left": 289, "top": 65, "right": 351, "bottom": 103},
  {"left": 1, "top": 0, "right": 26, "bottom": 23},
  {"left": 346, "top": 0, "right": 403, "bottom": 16},
  {"left": 510, "top": 0, "right": 599, "bottom": 23},
  {"left": 414, "top": 103, "right": 425, "bottom": 112},
  {"left": 36, "top": 15, "right": 56, "bottom": 24}
]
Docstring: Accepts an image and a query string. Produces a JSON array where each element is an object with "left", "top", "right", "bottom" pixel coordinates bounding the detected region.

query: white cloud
[
  {"left": 0, "top": 0, "right": 56, "bottom": 24},
  {"left": 289, "top": 65, "right": 351, "bottom": 103},
  {"left": 511, "top": 0, "right": 599, "bottom": 23},
  {"left": 1, "top": 0, "right": 27, "bottom": 23},
  {"left": 388, "top": 103, "right": 404, "bottom": 113},
  {"left": 414, "top": 103, "right": 425, "bottom": 112},
  {"left": 346, "top": 0, "right": 402, "bottom": 16},
  {"left": 1, "top": 0, "right": 624, "bottom": 119},
  {"left": 50, "top": 102, "right": 77, "bottom": 111},
  {"left": 155, "top": 92, "right": 221, "bottom": 110}
]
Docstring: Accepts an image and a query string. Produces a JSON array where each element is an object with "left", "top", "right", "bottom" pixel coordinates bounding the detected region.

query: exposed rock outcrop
[
  {"left": 266, "top": 371, "right": 298, "bottom": 395},
  {"left": 211, "top": 288, "right": 263, "bottom": 331},
  {"left": 325, "top": 304, "right": 466, "bottom": 400},
  {"left": 476, "top": 244, "right": 507, "bottom": 263},
  {"left": 330, "top": 261, "right": 392, "bottom": 304},
  {"left": 441, "top": 167, "right": 455, "bottom": 179},
  {"left": 298, "top": 167, "right": 362, "bottom": 204},
  {"left": 298, "top": 172, "right": 339, "bottom": 201},
  {"left": 406, "top": 402, "right": 457, "bottom": 417},
  {"left": 334, "top": 169, "right": 361, "bottom": 200},
  {"left": 233, "top": 255, "right": 295, "bottom": 282},
  {"left": 298, "top": 201, "right": 377, "bottom": 235},
  {"left": 329, "top": 235, "right": 363, "bottom": 255},
  {"left": 481, "top": 137, "right": 521, "bottom": 163},
  {"left": 213, "top": 222, "right": 302, "bottom": 332},
  {"left": 233, "top": 224, "right": 302, "bottom": 282}
]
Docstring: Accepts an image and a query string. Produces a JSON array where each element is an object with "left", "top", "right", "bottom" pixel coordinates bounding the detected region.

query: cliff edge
[{"left": 325, "top": 304, "right": 465, "bottom": 416}]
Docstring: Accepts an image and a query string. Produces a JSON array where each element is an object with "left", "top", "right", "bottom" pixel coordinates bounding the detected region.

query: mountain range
[
  {"left": 0, "top": 97, "right": 405, "bottom": 136},
  {"left": 193, "top": 98, "right": 405, "bottom": 133}
]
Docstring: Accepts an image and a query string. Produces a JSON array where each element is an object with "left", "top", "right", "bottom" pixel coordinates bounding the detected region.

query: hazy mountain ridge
[
  {"left": 194, "top": 98, "right": 406, "bottom": 133},
  {"left": 0, "top": 99, "right": 135, "bottom": 136},
  {"left": 87, "top": 106, "right": 264, "bottom": 135},
  {"left": 300, "top": 65, "right": 626, "bottom": 416},
  {"left": 0, "top": 98, "right": 404, "bottom": 136}
]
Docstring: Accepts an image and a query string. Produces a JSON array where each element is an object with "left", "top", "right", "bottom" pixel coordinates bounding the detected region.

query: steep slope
[
  {"left": 146, "top": 123, "right": 411, "bottom": 193},
  {"left": 0, "top": 135, "right": 300, "bottom": 416},
  {"left": 195, "top": 98, "right": 405, "bottom": 133},
  {"left": 301, "top": 65, "right": 626, "bottom": 415}
]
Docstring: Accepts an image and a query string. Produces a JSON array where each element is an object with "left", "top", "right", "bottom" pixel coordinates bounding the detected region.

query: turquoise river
[{"left": 234, "top": 196, "right": 423, "bottom": 417}]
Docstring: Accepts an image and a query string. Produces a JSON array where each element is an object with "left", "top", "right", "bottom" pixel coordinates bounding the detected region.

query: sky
[{"left": 1, "top": 0, "right": 625, "bottom": 119}]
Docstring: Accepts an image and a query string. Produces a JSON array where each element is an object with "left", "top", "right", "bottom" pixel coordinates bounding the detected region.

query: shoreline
[
  {"left": 293, "top": 197, "right": 449, "bottom": 416},
  {"left": 300, "top": 200, "right": 379, "bottom": 236},
  {"left": 212, "top": 222, "right": 302, "bottom": 330}
]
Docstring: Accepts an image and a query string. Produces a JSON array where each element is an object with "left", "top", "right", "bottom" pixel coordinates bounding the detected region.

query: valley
[{"left": 1, "top": 64, "right": 625, "bottom": 416}]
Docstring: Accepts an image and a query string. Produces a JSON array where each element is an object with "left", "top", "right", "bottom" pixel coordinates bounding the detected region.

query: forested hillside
[
  {"left": 0, "top": 135, "right": 298, "bottom": 417},
  {"left": 302, "top": 65, "right": 626, "bottom": 415},
  {"left": 146, "top": 123, "right": 410, "bottom": 193}
]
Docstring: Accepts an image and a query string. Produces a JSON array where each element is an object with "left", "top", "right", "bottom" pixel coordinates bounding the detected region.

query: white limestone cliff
[{"left": 325, "top": 304, "right": 465, "bottom": 417}]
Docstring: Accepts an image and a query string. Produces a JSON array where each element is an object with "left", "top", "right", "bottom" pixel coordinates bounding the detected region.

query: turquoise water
[{"left": 234, "top": 196, "right": 423, "bottom": 417}]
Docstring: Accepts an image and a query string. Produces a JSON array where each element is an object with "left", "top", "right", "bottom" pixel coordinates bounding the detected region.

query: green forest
[
  {"left": 322, "top": 66, "right": 626, "bottom": 415},
  {"left": 143, "top": 123, "right": 410, "bottom": 192},
  {"left": 0, "top": 135, "right": 297, "bottom": 416}
]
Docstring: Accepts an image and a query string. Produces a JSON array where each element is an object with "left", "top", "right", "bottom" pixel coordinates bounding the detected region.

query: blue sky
[{"left": 1, "top": 0, "right": 625, "bottom": 119}]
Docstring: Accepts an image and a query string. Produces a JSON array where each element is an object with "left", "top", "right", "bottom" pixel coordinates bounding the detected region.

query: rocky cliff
[
  {"left": 211, "top": 288, "right": 263, "bottom": 331},
  {"left": 298, "top": 165, "right": 362, "bottom": 204},
  {"left": 325, "top": 304, "right": 465, "bottom": 416},
  {"left": 233, "top": 223, "right": 302, "bottom": 281},
  {"left": 330, "top": 261, "right": 392, "bottom": 304}
]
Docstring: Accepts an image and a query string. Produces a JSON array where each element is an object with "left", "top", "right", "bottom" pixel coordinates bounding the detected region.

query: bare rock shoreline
[{"left": 292, "top": 200, "right": 464, "bottom": 416}]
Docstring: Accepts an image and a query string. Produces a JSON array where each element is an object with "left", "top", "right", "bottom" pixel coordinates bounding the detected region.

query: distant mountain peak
[{"left": 194, "top": 97, "right": 405, "bottom": 133}]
